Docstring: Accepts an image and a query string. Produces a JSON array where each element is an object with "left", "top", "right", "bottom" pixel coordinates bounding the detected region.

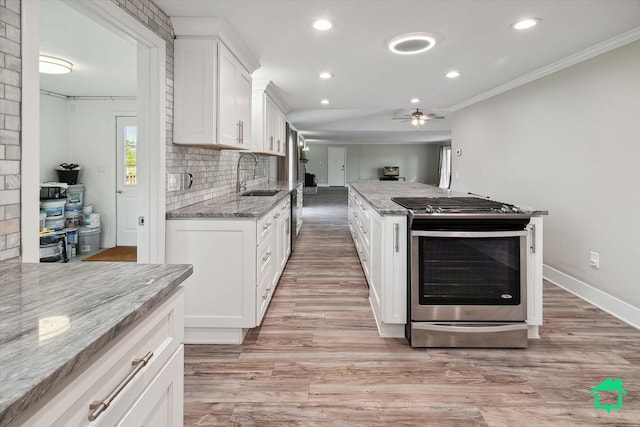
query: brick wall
[
  {"left": 110, "top": 0, "right": 272, "bottom": 213},
  {"left": 0, "top": 0, "right": 21, "bottom": 261}
]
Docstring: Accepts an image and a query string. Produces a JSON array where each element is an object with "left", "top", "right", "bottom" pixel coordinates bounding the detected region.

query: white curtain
[{"left": 438, "top": 145, "right": 451, "bottom": 189}]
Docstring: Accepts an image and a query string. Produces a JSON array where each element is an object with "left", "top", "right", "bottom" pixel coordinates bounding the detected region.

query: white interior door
[
  {"left": 116, "top": 116, "right": 138, "bottom": 246},
  {"left": 328, "top": 147, "right": 346, "bottom": 187}
]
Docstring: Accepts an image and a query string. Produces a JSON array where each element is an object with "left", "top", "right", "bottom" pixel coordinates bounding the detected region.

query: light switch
[{"left": 167, "top": 174, "right": 179, "bottom": 191}]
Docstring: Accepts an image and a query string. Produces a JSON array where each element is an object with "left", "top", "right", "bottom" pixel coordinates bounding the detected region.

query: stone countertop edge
[
  {"left": 0, "top": 263, "right": 193, "bottom": 427},
  {"left": 348, "top": 181, "right": 548, "bottom": 216},
  {"left": 166, "top": 183, "right": 296, "bottom": 219}
]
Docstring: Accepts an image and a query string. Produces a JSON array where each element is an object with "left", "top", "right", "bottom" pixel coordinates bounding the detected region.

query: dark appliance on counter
[
  {"left": 392, "top": 196, "right": 532, "bottom": 348},
  {"left": 380, "top": 166, "right": 400, "bottom": 181}
]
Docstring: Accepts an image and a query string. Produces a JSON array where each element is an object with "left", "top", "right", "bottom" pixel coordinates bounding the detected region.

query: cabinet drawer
[
  {"left": 18, "top": 289, "right": 184, "bottom": 427},
  {"left": 256, "top": 264, "right": 275, "bottom": 325},
  {"left": 257, "top": 237, "right": 275, "bottom": 284},
  {"left": 257, "top": 209, "right": 276, "bottom": 245}
]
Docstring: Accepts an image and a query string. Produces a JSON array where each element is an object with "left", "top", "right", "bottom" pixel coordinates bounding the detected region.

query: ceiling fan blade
[{"left": 425, "top": 113, "right": 445, "bottom": 119}]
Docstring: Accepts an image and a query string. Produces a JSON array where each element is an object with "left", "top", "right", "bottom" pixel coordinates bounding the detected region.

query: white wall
[
  {"left": 305, "top": 143, "right": 441, "bottom": 186},
  {"left": 40, "top": 94, "right": 137, "bottom": 248},
  {"left": 40, "top": 95, "right": 69, "bottom": 182},
  {"left": 452, "top": 40, "right": 640, "bottom": 312}
]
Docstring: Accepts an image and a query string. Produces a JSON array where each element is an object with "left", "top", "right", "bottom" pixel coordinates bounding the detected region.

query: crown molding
[{"left": 451, "top": 26, "right": 640, "bottom": 112}]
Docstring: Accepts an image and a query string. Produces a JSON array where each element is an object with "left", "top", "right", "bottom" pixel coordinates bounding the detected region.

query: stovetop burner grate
[{"left": 392, "top": 196, "right": 519, "bottom": 214}]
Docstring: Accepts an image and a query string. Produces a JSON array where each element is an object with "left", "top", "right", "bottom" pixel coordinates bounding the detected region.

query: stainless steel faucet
[{"left": 236, "top": 152, "right": 259, "bottom": 193}]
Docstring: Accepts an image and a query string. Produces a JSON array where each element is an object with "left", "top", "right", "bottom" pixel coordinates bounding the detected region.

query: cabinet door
[
  {"left": 218, "top": 44, "right": 249, "bottom": 149},
  {"left": 174, "top": 39, "right": 216, "bottom": 145},
  {"left": 264, "top": 95, "right": 275, "bottom": 153},
  {"left": 237, "top": 66, "right": 252, "bottom": 147},
  {"left": 116, "top": 346, "right": 184, "bottom": 427}
]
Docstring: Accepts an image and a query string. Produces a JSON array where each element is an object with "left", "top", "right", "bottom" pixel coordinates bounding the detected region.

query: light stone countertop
[
  {"left": 166, "top": 180, "right": 300, "bottom": 219},
  {"left": 348, "top": 181, "right": 548, "bottom": 216},
  {"left": 0, "top": 262, "right": 193, "bottom": 426}
]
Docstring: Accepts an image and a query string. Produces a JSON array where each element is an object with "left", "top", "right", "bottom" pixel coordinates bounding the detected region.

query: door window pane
[{"left": 124, "top": 126, "right": 137, "bottom": 185}]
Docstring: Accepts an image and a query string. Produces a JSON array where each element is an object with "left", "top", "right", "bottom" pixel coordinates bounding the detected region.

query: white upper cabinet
[
  {"left": 218, "top": 44, "right": 252, "bottom": 148},
  {"left": 252, "top": 80, "right": 289, "bottom": 156},
  {"left": 171, "top": 18, "right": 259, "bottom": 149}
]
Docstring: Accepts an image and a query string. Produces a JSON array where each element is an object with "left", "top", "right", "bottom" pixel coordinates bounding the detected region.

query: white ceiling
[
  {"left": 39, "top": 0, "right": 137, "bottom": 97},
  {"left": 43, "top": 0, "right": 640, "bottom": 144}
]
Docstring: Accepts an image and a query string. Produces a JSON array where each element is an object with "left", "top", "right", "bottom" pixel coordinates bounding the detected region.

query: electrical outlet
[
  {"left": 590, "top": 251, "right": 600, "bottom": 269},
  {"left": 167, "top": 174, "right": 179, "bottom": 191}
]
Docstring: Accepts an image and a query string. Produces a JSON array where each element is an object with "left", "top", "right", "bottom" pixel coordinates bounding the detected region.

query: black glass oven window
[{"left": 419, "top": 237, "right": 521, "bottom": 305}]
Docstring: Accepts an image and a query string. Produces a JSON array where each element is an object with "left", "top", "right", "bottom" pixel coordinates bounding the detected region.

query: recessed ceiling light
[
  {"left": 320, "top": 99, "right": 330, "bottom": 105},
  {"left": 388, "top": 32, "right": 437, "bottom": 55},
  {"left": 319, "top": 72, "right": 333, "bottom": 79},
  {"left": 446, "top": 70, "right": 461, "bottom": 78},
  {"left": 511, "top": 18, "right": 541, "bottom": 30},
  {"left": 312, "top": 19, "right": 333, "bottom": 31},
  {"left": 410, "top": 98, "right": 420, "bottom": 104},
  {"left": 39, "top": 55, "right": 73, "bottom": 74}
]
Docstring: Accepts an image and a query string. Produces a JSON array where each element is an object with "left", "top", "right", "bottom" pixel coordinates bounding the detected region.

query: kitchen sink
[{"left": 241, "top": 190, "right": 281, "bottom": 197}]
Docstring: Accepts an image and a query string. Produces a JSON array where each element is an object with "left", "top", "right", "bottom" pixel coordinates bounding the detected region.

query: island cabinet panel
[
  {"left": 348, "top": 188, "right": 407, "bottom": 338},
  {"left": 174, "top": 39, "right": 252, "bottom": 149},
  {"left": 166, "top": 197, "right": 292, "bottom": 344},
  {"left": 526, "top": 216, "right": 544, "bottom": 337},
  {"left": 14, "top": 289, "right": 184, "bottom": 427}
]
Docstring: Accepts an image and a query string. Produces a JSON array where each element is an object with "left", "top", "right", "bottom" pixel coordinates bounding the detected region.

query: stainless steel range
[{"left": 392, "top": 196, "right": 532, "bottom": 348}]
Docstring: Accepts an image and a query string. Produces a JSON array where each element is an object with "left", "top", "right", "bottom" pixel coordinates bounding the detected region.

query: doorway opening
[{"left": 22, "top": 0, "right": 167, "bottom": 263}]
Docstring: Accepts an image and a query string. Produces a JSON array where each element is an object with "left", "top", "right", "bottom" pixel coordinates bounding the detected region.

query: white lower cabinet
[
  {"left": 348, "top": 188, "right": 406, "bottom": 338},
  {"left": 14, "top": 289, "right": 185, "bottom": 427},
  {"left": 166, "top": 196, "right": 292, "bottom": 344}
]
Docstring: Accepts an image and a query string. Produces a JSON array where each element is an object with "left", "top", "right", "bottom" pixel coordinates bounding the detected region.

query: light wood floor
[{"left": 184, "top": 187, "right": 640, "bottom": 426}]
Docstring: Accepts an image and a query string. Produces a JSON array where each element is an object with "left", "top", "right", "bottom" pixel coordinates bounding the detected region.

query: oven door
[{"left": 411, "top": 229, "right": 527, "bottom": 322}]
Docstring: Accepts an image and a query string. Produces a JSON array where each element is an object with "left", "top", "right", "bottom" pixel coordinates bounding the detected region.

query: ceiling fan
[{"left": 392, "top": 109, "right": 444, "bottom": 126}]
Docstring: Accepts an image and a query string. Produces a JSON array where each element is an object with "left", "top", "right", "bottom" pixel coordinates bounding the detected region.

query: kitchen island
[
  {"left": 0, "top": 262, "right": 192, "bottom": 426},
  {"left": 166, "top": 181, "right": 302, "bottom": 344},
  {"left": 348, "top": 181, "right": 545, "bottom": 342}
]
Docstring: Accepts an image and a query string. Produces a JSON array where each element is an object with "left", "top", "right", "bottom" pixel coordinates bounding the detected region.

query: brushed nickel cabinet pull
[
  {"left": 394, "top": 223, "right": 400, "bottom": 253},
  {"left": 262, "top": 222, "right": 272, "bottom": 230},
  {"left": 262, "top": 252, "right": 271, "bottom": 263},
  {"left": 530, "top": 223, "right": 536, "bottom": 254},
  {"left": 88, "top": 351, "right": 153, "bottom": 421}
]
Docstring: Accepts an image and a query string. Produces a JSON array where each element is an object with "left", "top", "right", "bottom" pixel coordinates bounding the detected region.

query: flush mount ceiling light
[
  {"left": 511, "top": 18, "right": 541, "bottom": 30},
  {"left": 312, "top": 19, "right": 333, "bottom": 31},
  {"left": 388, "top": 32, "right": 437, "bottom": 55},
  {"left": 446, "top": 70, "right": 461, "bottom": 78},
  {"left": 319, "top": 72, "right": 333, "bottom": 79},
  {"left": 410, "top": 98, "right": 420, "bottom": 104},
  {"left": 39, "top": 55, "right": 73, "bottom": 74},
  {"left": 320, "top": 99, "right": 330, "bottom": 105}
]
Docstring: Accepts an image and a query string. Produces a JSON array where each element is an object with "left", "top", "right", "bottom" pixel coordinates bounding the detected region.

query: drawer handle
[
  {"left": 273, "top": 213, "right": 281, "bottom": 219},
  {"left": 88, "top": 351, "right": 153, "bottom": 421},
  {"left": 262, "top": 222, "right": 272, "bottom": 230},
  {"left": 262, "top": 252, "right": 271, "bottom": 263},
  {"left": 263, "top": 288, "right": 271, "bottom": 300}
]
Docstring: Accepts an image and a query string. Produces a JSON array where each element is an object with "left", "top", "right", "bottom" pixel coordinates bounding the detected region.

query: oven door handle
[
  {"left": 412, "top": 323, "right": 527, "bottom": 333},
  {"left": 411, "top": 230, "right": 527, "bottom": 238}
]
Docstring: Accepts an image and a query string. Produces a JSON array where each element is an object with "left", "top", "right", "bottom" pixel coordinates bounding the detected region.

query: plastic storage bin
[
  {"left": 78, "top": 226, "right": 101, "bottom": 255},
  {"left": 65, "top": 184, "right": 84, "bottom": 208},
  {"left": 42, "top": 199, "right": 66, "bottom": 217}
]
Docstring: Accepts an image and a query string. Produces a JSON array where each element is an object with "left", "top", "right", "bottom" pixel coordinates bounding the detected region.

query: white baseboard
[
  {"left": 544, "top": 265, "right": 640, "bottom": 330},
  {"left": 317, "top": 183, "right": 330, "bottom": 187}
]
